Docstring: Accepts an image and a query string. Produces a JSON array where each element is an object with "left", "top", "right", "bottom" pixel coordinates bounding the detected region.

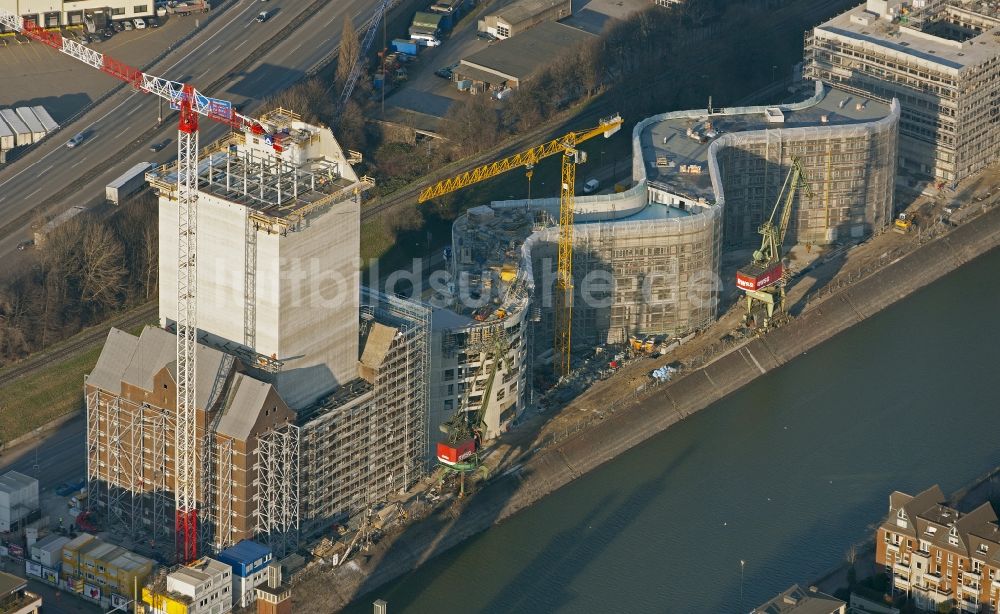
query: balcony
[
  {"left": 894, "top": 562, "right": 912, "bottom": 576},
  {"left": 894, "top": 576, "right": 911, "bottom": 591},
  {"left": 958, "top": 599, "right": 980, "bottom": 613}
]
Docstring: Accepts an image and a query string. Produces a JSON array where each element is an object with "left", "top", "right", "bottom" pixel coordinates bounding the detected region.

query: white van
[{"left": 583, "top": 178, "right": 600, "bottom": 194}]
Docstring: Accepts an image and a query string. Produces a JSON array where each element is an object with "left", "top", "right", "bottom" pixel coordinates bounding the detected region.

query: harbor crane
[
  {"left": 418, "top": 114, "right": 623, "bottom": 378},
  {"left": 735, "top": 157, "right": 812, "bottom": 328},
  {"left": 0, "top": 9, "right": 285, "bottom": 563},
  {"left": 436, "top": 325, "right": 510, "bottom": 497}
]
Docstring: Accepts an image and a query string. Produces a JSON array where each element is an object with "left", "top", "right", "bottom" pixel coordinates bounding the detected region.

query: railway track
[{"left": 0, "top": 301, "right": 157, "bottom": 388}]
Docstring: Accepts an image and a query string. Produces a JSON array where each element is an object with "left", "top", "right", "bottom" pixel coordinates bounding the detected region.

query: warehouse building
[
  {"left": 804, "top": 0, "right": 1000, "bottom": 183},
  {"left": 0, "top": 471, "right": 39, "bottom": 533},
  {"left": 455, "top": 21, "right": 594, "bottom": 93},
  {"left": 86, "top": 110, "right": 429, "bottom": 561},
  {"left": 479, "top": 0, "right": 572, "bottom": 39},
  {"left": 0, "top": 0, "right": 154, "bottom": 27}
]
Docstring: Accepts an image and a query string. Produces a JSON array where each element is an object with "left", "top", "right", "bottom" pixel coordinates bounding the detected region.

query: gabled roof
[
  {"left": 360, "top": 322, "right": 397, "bottom": 370},
  {"left": 87, "top": 328, "right": 140, "bottom": 395},
  {"left": 91, "top": 326, "right": 234, "bottom": 410},
  {"left": 216, "top": 373, "right": 278, "bottom": 441}
]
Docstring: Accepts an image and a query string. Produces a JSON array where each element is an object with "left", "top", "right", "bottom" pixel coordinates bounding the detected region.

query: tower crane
[
  {"left": 418, "top": 114, "right": 623, "bottom": 378},
  {"left": 735, "top": 157, "right": 812, "bottom": 328},
  {"left": 0, "top": 9, "right": 284, "bottom": 563},
  {"left": 338, "top": 0, "right": 389, "bottom": 109}
]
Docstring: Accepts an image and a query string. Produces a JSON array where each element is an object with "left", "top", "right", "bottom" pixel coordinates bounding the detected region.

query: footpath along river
[{"left": 346, "top": 245, "right": 1000, "bottom": 613}]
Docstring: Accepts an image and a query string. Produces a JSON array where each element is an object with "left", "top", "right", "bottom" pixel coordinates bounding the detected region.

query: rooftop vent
[{"left": 764, "top": 107, "right": 785, "bottom": 123}]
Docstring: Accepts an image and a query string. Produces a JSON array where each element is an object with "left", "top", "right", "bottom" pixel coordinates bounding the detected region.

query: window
[
  {"left": 133, "top": 4, "right": 147, "bottom": 12},
  {"left": 110, "top": 7, "right": 125, "bottom": 15},
  {"left": 496, "top": 24, "right": 510, "bottom": 38},
  {"left": 443, "top": 369, "right": 454, "bottom": 381}
]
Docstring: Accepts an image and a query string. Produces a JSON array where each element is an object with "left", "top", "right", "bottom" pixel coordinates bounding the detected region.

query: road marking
[
  {"left": 115, "top": 127, "right": 131, "bottom": 139},
  {"left": 40, "top": 164, "right": 53, "bottom": 174},
  {"left": 743, "top": 347, "right": 767, "bottom": 375},
  {"left": 293, "top": 41, "right": 304, "bottom": 53},
  {"left": 70, "top": 158, "right": 88, "bottom": 168},
  {"left": 235, "top": 39, "right": 248, "bottom": 50},
  {"left": 25, "top": 187, "right": 41, "bottom": 199},
  {"left": 126, "top": 105, "right": 140, "bottom": 116},
  {"left": 214, "top": 44, "right": 223, "bottom": 53}
]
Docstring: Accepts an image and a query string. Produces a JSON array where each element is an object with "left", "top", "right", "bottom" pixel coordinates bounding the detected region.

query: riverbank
[{"left": 294, "top": 191, "right": 1000, "bottom": 609}]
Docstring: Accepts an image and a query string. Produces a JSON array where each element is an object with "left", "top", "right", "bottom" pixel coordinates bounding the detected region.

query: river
[{"left": 347, "top": 247, "right": 1000, "bottom": 613}]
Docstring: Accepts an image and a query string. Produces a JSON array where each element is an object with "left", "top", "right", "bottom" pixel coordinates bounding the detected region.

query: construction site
[
  {"left": 804, "top": 0, "right": 1000, "bottom": 184},
  {"left": 86, "top": 108, "right": 430, "bottom": 563}
]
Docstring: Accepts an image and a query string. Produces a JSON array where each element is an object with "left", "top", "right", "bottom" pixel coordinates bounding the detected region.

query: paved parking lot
[{"left": 0, "top": 16, "right": 199, "bottom": 123}]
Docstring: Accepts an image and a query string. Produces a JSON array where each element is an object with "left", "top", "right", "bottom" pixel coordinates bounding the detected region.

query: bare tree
[
  {"left": 335, "top": 17, "right": 361, "bottom": 96},
  {"left": 80, "top": 224, "right": 126, "bottom": 311},
  {"left": 442, "top": 95, "right": 500, "bottom": 155}
]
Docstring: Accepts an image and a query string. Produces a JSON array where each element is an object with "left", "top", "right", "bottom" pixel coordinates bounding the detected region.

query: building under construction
[
  {"left": 86, "top": 112, "right": 429, "bottom": 560},
  {"left": 448, "top": 82, "right": 898, "bottom": 358},
  {"left": 805, "top": 0, "right": 1000, "bottom": 183}
]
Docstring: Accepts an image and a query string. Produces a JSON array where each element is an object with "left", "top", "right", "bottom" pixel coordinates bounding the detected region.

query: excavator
[
  {"left": 736, "top": 157, "right": 811, "bottom": 329},
  {"left": 436, "top": 326, "right": 510, "bottom": 497}
]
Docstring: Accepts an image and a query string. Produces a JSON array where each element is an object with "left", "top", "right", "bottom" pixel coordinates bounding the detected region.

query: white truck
[{"left": 106, "top": 162, "right": 153, "bottom": 205}]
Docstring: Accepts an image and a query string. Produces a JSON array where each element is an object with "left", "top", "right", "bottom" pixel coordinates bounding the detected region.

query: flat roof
[
  {"left": 640, "top": 84, "right": 893, "bottom": 201},
  {"left": 815, "top": 2, "right": 1000, "bottom": 71},
  {"left": 0, "top": 571, "right": 27, "bottom": 597},
  {"left": 460, "top": 21, "right": 593, "bottom": 81},
  {"left": 0, "top": 471, "right": 37, "bottom": 493},
  {"left": 490, "top": 0, "right": 569, "bottom": 26}
]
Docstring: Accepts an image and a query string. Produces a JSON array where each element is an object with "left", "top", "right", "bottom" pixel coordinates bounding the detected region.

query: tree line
[{"left": 0, "top": 195, "right": 158, "bottom": 365}]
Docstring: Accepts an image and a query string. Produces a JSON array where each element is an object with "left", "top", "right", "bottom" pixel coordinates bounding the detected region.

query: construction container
[
  {"left": 436, "top": 440, "right": 475, "bottom": 465},
  {"left": 0, "top": 116, "right": 14, "bottom": 151},
  {"left": 106, "top": 161, "right": 153, "bottom": 205},
  {"left": 736, "top": 262, "right": 783, "bottom": 291},
  {"left": 15, "top": 107, "right": 46, "bottom": 142},
  {"left": 217, "top": 540, "right": 273, "bottom": 607},
  {"left": 30, "top": 106, "right": 59, "bottom": 134},
  {"left": 0, "top": 471, "right": 40, "bottom": 532},
  {"left": 61, "top": 533, "right": 97, "bottom": 577},
  {"left": 30, "top": 534, "right": 71, "bottom": 569},
  {"left": 392, "top": 38, "right": 419, "bottom": 56},
  {"left": 0, "top": 109, "right": 32, "bottom": 146}
]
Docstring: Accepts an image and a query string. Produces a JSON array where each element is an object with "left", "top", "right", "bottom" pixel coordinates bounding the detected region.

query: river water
[{"left": 348, "top": 248, "right": 1000, "bottom": 613}]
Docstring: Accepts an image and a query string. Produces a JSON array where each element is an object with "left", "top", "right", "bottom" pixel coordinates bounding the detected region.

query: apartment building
[
  {"left": 876, "top": 485, "right": 1000, "bottom": 613},
  {"left": 805, "top": 0, "right": 1000, "bottom": 183}
]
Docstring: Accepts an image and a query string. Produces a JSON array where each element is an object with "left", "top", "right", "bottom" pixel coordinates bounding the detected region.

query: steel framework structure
[{"left": 254, "top": 425, "right": 300, "bottom": 558}]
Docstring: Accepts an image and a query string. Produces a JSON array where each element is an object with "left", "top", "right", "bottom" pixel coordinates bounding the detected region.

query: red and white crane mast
[{"left": 0, "top": 9, "right": 273, "bottom": 562}]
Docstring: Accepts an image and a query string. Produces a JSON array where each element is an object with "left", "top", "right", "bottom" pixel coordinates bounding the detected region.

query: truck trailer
[{"left": 106, "top": 162, "right": 153, "bottom": 205}]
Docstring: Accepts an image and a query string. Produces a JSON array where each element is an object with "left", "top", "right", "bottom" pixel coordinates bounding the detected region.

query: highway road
[{"left": 0, "top": 0, "right": 378, "bottom": 261}]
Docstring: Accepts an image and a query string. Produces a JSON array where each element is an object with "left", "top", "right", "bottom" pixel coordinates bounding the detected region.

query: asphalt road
[{"left": 0, "top": 0, "right": 376, "bottom": 262}]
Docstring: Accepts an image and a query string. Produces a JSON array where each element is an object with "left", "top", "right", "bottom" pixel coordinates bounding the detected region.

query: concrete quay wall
[{"left": 310, "top": 204, "right": 1000, "bottom": 611}]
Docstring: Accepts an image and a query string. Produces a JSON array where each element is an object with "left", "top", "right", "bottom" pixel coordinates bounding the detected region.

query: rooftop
[
  {"left": 459, "top": 21, "right": 593, "bottom": 81},
  {"left": 490, "top": 0, "right": 570, "bottom": 26},
  {"left": 147, "top": 110, "right": 367, "bottom": 227},
  {"left": 753, "top": 584, "right": 845, "bottom": 614},
  {"left": 0, "top": 471, "right": 36, "bottom": 494},
  {"left": 640, "top": 83, "right": 894, "bottom": 202},
  {"left": 217, "top": 540, "right": 271, "bottom": 567},
  {"left": 0, "top": 572, "right": 26, "bottom": 598},
  {"left": 815, "top": 0, "right": 1000, "bottom": 71}
]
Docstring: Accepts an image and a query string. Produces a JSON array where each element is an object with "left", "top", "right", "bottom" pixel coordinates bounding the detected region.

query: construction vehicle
[
  {"left": 893, "top": 212, "right": 913, "bottom": 233},
  {"left": 0, "top": 8, "right": 286, "bottom": 564},
  {"left": 418, "top": 114, "right": 624, "bottom": 379},
  {"left": 436, "top": 326, "right": 509, "bottom": 497},
  {"left": 628, "top": 336, "right": 656, "bottom": 354},
  {"left": 736, "top": 157, "right": 811, "bottom": 329}
]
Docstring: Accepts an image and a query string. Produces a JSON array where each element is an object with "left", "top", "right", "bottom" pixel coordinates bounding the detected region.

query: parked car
[
  {"left": 16, "top": 240, "right": 33, "bottom": 251},
  {"left": 476, "top": 31, "right": 497, "bottom": 40},
  {"left": 583, "top": 178, "right": 600, "bottom": 194},
  {"left": 103, "top": 28, "right": 114, "bottom": 38},
  {"left": 434, "top": 67, "right": 452, "bottom": 79},
  {"left": 134, "top": 18, "right": 146, "bottom": 29},
  {"left": 147, "top": 16, "right": 160, "bottom": 27},
  {"left": 66, "top": 132, "right": 85, "bottom": 148},
  {"left": 123, "top": 19, "right": 134, "bottom": 30},
  {"left": 113, "top": 20, "right": 125, "bottom": 32}
]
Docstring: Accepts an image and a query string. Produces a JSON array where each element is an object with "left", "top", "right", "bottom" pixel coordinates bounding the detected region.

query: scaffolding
[
  {"left": 296, "top": 289, "right": 430, "bottom": 538},
  {"left": 85, "top": 389, "right": 177, "bottom": 559},
  {"left": 254, "top": 424, "right": 300, "bottom": 558}
]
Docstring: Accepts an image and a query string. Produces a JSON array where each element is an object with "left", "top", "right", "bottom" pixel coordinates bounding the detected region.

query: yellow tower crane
[{"left": 418, "top": 114, "right": 623, "bottom": 378}]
